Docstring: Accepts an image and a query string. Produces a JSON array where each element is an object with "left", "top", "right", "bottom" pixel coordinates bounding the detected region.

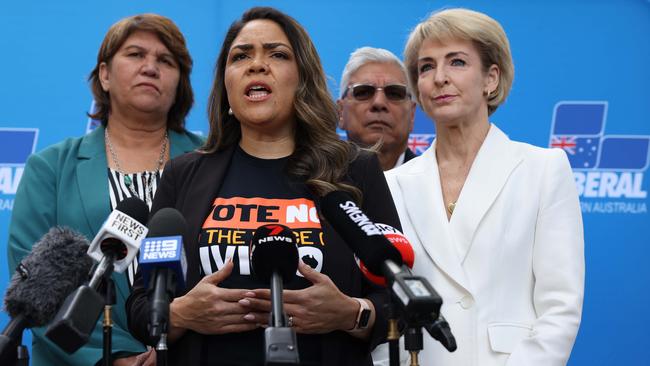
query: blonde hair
[{"left": 404, "top": 8, "right": 514, "bottom": 115}]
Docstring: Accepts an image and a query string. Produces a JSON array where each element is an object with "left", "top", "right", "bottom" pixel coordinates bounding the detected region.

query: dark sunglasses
[{"left": 343, "top": 83, "right": 410, "bottom": 102}]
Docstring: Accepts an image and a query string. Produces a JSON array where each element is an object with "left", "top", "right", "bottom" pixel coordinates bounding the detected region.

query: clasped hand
[
  {"left": 170, "top": 260, "right": 258, "bottom": 335},
  {"left": 170, "top": 260, "right": 358, "bottom": 336},
  {"left": 240, "top": 261, "right": 358, "bottom": 334}
]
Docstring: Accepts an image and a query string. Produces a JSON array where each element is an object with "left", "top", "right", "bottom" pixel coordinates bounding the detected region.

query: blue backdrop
[{"left": 1, "top": 1, "right": 648, "bottom": 364}]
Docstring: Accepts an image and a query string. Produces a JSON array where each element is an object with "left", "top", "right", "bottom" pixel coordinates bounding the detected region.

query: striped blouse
[{"left": 107, "top": 168, "right": 161, "bottom": 287}]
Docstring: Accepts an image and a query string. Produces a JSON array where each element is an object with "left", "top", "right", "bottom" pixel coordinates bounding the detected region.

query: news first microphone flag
[{"left": 87, "top": 207, "right": 148, "bottom": 273}]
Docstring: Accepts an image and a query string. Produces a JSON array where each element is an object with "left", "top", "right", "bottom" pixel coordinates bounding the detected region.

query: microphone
[
  {"left": 87, "top": 197, "right": 149, "bottom": 283},
  {"left": 249, "top": 224, "right": 300, "bottom": 365},
  {"left": 138, "top": 208, "right": 187, "bottom": 343},
  {"left": 320, "top": 192, "right": 404, "bottom": 276},
  {"left": 377, "top": 225, "right": 456, "bottom": 352},
  {"left": 320, "top": 191, "right": 439, "bottom": 311},
  {"left": 45, "top": 197, "right": 149, "bottom": 354},
  {"left": 358, "top": 223, "right": 415, "bottom": 287},
  {"left": 249, "top": 224, "right": 299, "bottom": 289},
  {"left": 321, "top": 191, "right": 456, "bottom": 352},
  {"left": 1, "top": 227, "right": 92, "bottom": 363}
]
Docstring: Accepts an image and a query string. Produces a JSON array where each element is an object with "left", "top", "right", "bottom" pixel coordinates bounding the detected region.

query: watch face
[{"left": 358, "top": 308, "right": 371, "bottom": 328}]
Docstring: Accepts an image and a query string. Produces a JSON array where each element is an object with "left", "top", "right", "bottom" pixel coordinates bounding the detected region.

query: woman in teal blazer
[{"left": 7, "top": 14, "right": 203, "bottom": 366}]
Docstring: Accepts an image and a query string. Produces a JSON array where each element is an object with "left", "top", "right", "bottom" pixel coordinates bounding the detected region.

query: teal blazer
[{"left": 7, "top": 125, "right": 203, "bottom": 365}]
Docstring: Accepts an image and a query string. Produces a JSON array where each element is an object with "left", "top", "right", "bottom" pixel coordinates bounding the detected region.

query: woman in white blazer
[{"left": 383, "top": 8, "right": 584, "bottom": 366}]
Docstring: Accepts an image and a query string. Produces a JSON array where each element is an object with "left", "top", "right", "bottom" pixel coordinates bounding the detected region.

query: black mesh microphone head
[
  {"left": 147, "top": 207, "right": 187, "bottom": 237},
  {"left": 4, "top": 227, "right": 93, "bottom": 327},
  {"left": 249, "top": 224, "right": 299, "bottom": 284},
  {"left": 116, "top": 197, "right": 149, "bottom": 225},
  {"left": 321, "top": 190, "right": 403, "bottom": 276}
]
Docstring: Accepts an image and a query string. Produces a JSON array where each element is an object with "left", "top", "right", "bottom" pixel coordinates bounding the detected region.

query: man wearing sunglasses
[{"left": 337, "top": 47, "right": 416, "bottom": 170}]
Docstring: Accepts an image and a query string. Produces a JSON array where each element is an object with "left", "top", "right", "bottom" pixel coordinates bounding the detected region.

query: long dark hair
[{"left": 203, "top": 7, "right": 360, "bottom": 200}]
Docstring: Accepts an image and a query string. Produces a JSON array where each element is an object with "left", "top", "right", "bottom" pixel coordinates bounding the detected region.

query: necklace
[
  {"left": 447, "top": 201, "right": 456, "bottom": 215},
  {"left": 105, "top": 128, "right": 168, "bottom": 204}
]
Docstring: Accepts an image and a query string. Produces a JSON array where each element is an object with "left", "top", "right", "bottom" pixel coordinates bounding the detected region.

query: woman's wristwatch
[{"left": 348, "top": 298, "right": 372, "bottom": 331}]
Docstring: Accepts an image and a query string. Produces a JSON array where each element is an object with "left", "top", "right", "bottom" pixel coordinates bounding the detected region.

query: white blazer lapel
[
  {"left": 395, "top": 144, "right": 471, "bottom": 292},
  {"left": 450, "top": 125, "right": 523, "bottom": 262}
]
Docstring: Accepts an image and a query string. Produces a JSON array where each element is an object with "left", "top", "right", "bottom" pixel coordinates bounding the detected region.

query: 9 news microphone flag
[{"left": 138, "top": 207, "right": 188, "bottom": 343}]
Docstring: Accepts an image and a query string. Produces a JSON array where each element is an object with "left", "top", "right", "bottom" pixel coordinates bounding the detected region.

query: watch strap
[{"left": 348, "top": 297, "right": 371, "bottom": 331}]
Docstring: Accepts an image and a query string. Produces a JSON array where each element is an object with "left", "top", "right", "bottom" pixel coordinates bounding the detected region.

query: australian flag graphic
[{"left": 549, "top": 102, "right": 650, "bottom": 171}]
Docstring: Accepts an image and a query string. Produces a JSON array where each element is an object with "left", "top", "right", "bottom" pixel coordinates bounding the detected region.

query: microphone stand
[
  {"left": 149, "top": 267, "right": 175, "bottom": 366},
  {"left": 403, "top": 312, "right": 456, "bottom": 366},
  {"left": 14, "top": 333, "right": 29, "bottom": 366},
  {"left": 386, "top": 300, "right": 400, "bottom": 366},
  {"left": 88, "top": 253, "right": 116, "bottom": 366},
  {"left": 101, "top": 277, "right": 115, "bottom": 366},
  {"left": 156, "top": 333, "right": 168, "bottom": 366},
  {"left": 404, "top": 325, "right": 423, "bottom": 366},
  {"left": 0, "top": 316, "right": 30, "bottom": 366},
  {"left": 382, "top": 261, "right": 456, "bottom": 365},
  {"left": 264, "top": 272, "right": 299, "bottom": 365}
]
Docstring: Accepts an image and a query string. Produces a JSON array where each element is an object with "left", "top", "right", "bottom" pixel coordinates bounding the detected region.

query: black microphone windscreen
[
  {"left": 320, "top": 190, "right": 403, "bottom": 275},
  {"left": 249, "top": 224, "right": 299, "bottom": 283},
  {"left": 116, "top": 197, "right": 149, "bottom": 226},
  {"left": 147, "top": 207, "right": 187, "bottom": 237},
  {"left": 4, "top": 227, "right": 93, "bottom": 327}
]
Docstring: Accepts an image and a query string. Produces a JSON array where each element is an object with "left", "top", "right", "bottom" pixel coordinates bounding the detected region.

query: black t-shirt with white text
[{"left": 200, "top": 147, "right": 324, "bottom": 365}]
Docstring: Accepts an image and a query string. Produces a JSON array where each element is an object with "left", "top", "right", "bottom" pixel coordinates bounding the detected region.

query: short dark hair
[{"left": 87, "top": 13, "right": 193, "bottom": 132}]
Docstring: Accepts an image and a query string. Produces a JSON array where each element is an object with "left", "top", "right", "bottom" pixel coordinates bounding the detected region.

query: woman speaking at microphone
[
  {"left": 385, "top": 8, "right": 584, "bottom": 366},
  {"left": 7, "top": 14, "right": 203, "bottom": 366},
  {"left": 127, "top": 7, "right": 401, "bottom": 366}
]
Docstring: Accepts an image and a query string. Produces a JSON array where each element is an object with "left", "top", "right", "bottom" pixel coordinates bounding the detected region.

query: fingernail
[
  {"left": 243, "top": 313, "right": 255, "bottom": 321},
  {"left": 239, "top": 298, "right": 250, "bottom": 306},
  {"left": 245, "top": 291, "right": 255, "bottom": 297}
]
